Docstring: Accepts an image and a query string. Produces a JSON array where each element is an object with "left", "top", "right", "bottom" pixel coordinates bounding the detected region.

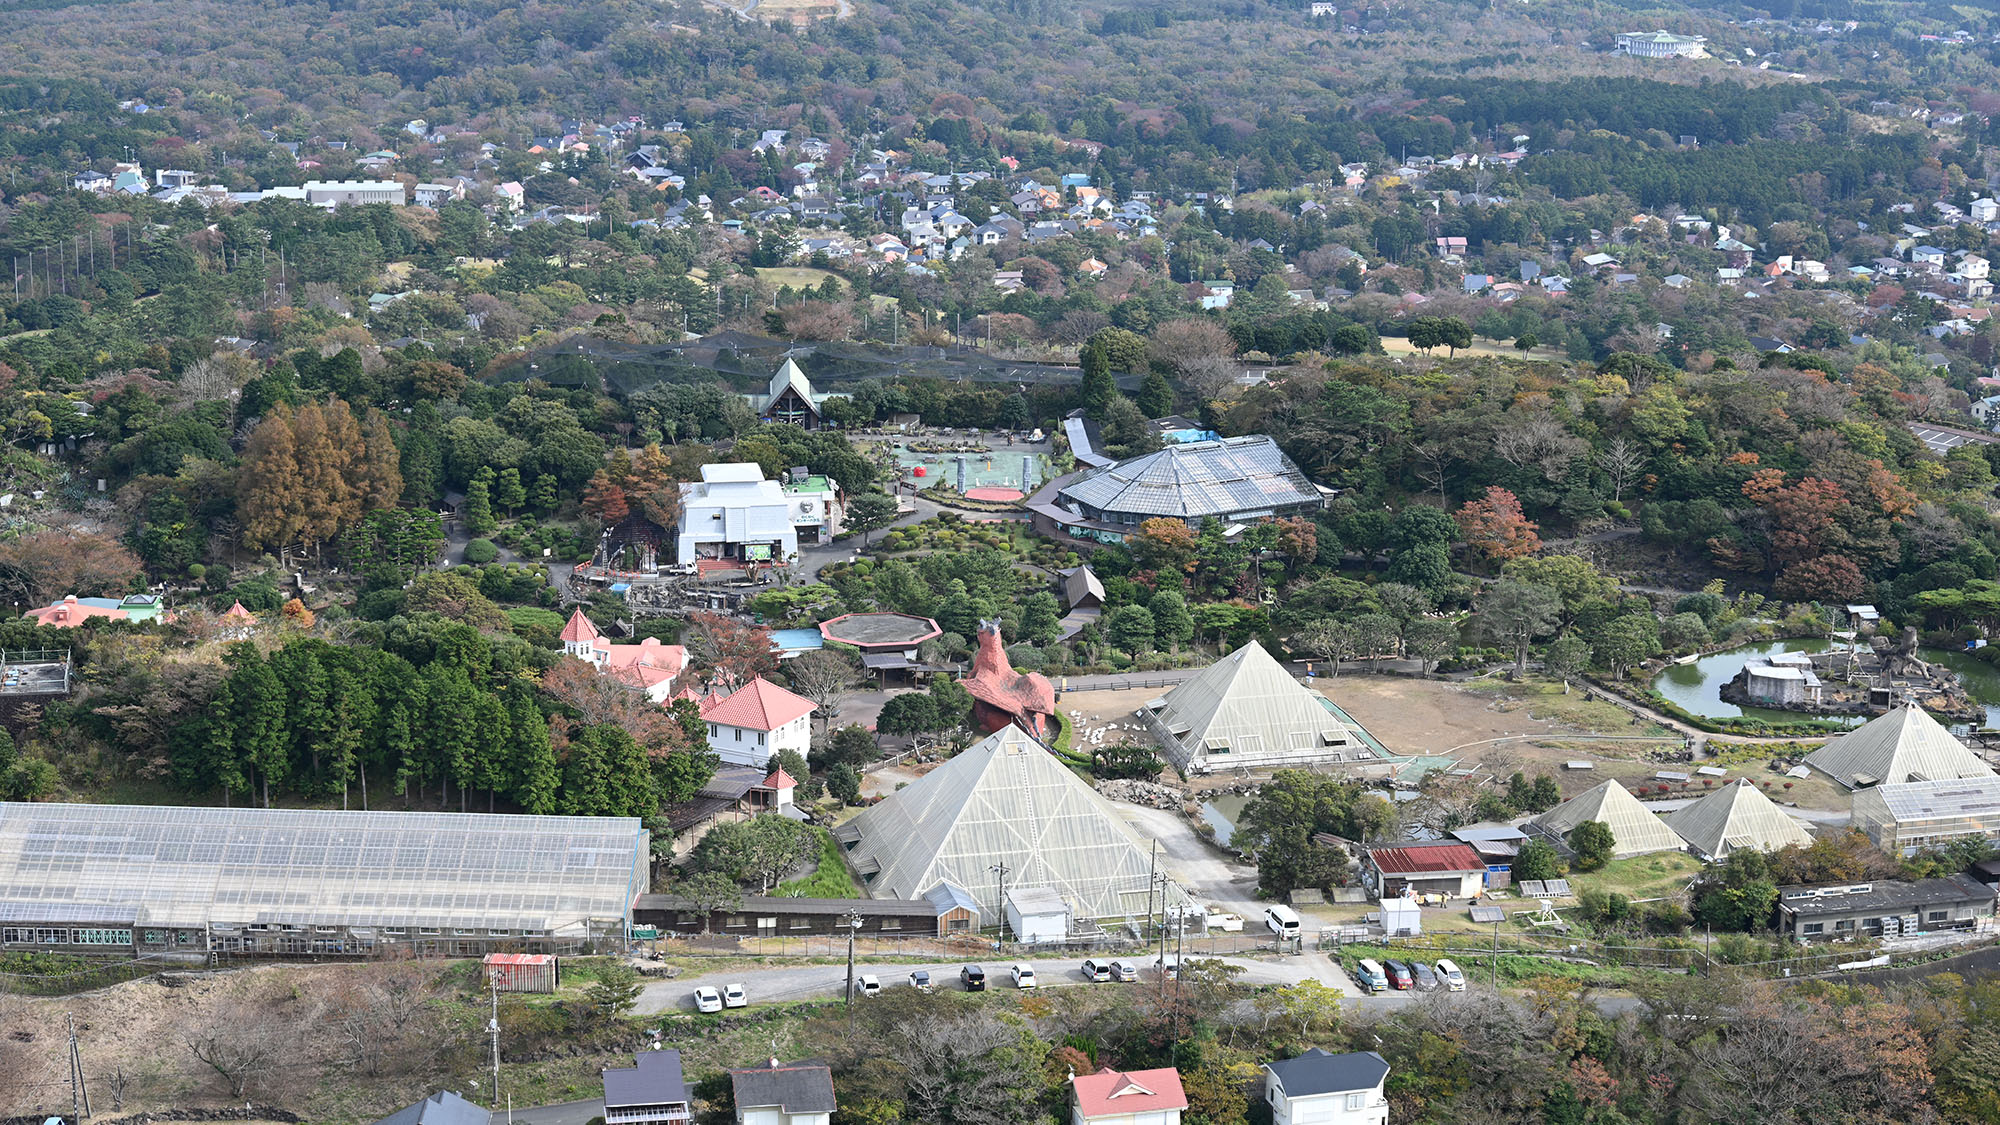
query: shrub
[{"left": 464, "top": 538, "right": 499, "bottom": 565}]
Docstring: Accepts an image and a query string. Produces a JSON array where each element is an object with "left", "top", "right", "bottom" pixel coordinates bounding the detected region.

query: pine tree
[
  {"left": 1136, "top": 368, "right": 1174, "bottom": 418},
  {"left": 506, "top": 689, "right": 560, "bottom": 814},
  {"left": 224, "top": 644, "right": 289, "bottom": 807},
  {"left": 463, "top": 478, "right": 497, "bottom": 535},
  {"left": 495, "top": 468, "right": 527, "bottom": 514},
  {"left": 1079, "top": 339, "right": 1116, "bottom": 412},
  {"left": 399, "top": 402, "right": 446, "bottom": 509},
  {"left": 530, "top": 474, "right": 558, "bottom": 516}
]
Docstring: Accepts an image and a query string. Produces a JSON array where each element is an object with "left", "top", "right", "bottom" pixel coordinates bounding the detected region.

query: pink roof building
[
  {"left": 26, "top": 595, "right": 128, "bottom": 628},
  {"left": 1073, "top": 1068, "right": 1187, "bottom": 1125},
  {"left": 699, "top": 676, "right": 816, "bottom": 767},
  {"left": 560, "top": 608, "right": 688, "bottom": 703}
]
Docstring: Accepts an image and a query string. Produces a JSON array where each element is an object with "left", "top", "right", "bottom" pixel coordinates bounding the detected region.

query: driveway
[{"left": 1110, "top": 801, "right": 1262, "bottom": 916}]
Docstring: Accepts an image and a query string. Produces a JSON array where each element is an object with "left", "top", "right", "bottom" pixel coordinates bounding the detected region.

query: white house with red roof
[
  {"left": 700, "top": 676, "right": 816, "bottom": 767},
  {"left": 1071, "top": 1068, "right": 1186, "bottom": 1125},
  {"left": 560, "top": 608, "right": 689, "bottom": 704}
]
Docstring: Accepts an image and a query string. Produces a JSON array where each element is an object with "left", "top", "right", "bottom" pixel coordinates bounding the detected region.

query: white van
[{"left": 1264, "top": 904, "right": 1302, "bottom": 939}]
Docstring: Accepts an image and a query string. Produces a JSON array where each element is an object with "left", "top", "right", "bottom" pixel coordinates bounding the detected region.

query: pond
[
  {"left": 1199, "top": 793, "right": 1249, "bottom": 847},
  {"left": 1650, "top": 638, "right": 2000, "bottom": 727}
]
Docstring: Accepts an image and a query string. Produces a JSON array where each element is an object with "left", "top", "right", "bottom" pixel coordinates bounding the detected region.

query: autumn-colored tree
[
  {"left": 280, "top": 598, "right": 315, "bottom": 629},
  {"left": 1774, "top": 553, "right": 1865, "bottom": 601},
  {"left": 1455, "top": 486, "right": 1541, "bottom": 564},
  {"left": 684, "top": 611, "right": 777, "bottom": 688},
  {"left": 540, "top": 658, "right": 691, "bottom": 756},
  {"left": 0, "top": 529, "right": 145, "bottom": 606},
  {"left": 1131, "top": 517, "right": 1199, "bottom": 573},
  {"left": 581, "top": 444, "right": 683, "bottom": 529},
  {"left": 238, "top": 399, "right": 403, "bottom": 554},
  {"left": 1272, "top": 516, "right": 1317, "bottom": 565}
]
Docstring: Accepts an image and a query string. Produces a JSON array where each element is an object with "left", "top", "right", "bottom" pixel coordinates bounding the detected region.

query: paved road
[{"left": 1112, "top": 801, "right": 1262, "bottom": 914}]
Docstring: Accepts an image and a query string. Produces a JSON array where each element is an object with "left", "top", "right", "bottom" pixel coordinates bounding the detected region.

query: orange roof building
[
  {"left": 699, "top": 676, "right": 816, "bottom": 767},
  {"left": 1072, "top": 1068, "right": 1187, "bottom": 1125}
]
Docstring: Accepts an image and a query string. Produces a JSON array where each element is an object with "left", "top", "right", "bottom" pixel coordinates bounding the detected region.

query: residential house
[
  {"left": 604, "top": 1050, "right": 692, "bottom": 1125},
  {"left": 414, "top": 182, "right": 464, "bottom": 208},
  {"left": 1197, "top": 280, "right": 1235, "bottom": 310},
  {"left": 559, "top": 609, "right": 688, "bottom": 703},
  {"left": 1072, "top": 1068, "right": 1187, "bottom": 1125},
  {"left": 495, "top": 182, "right": 526, "bottom": 212},
  {"left": 1974, "top": 394, "right": 2000, "bottom": 428},
  {"left": 730, "top": 1059, "right": 837, "bottom": 1125},
  {"left": 677, "top": 463, "right": 799, "bottom": 566},
  {"left": 1462, "top": 274, "right": 1491, "bottom": 294},
  {"left": 1263, "top": 1049, "right": 1391, "bottom": 1125},
  {"left": 1776, "top": 875, "right": 1995, "bottom": 941},
  {"left": 1663, "top": 273, "right": 1692, "bottom": 289},
  {"left": 369, "top": 1091, "right": 491, "bottom": 1125},
  {"left": 1974, "top": 198, "right": 2000, "bottom": 223},
  {"left": 1913, "top": 245, "right": 1949, "bottom": 269},
  {"left": 1715, "top": 237, "right": 1754, "bottom": 269},
  {"left": 701, "top": 676, "right": 816, "bottom": 767},
  {"left": 1361, "top": 843, "right": 1487, "bottom": 899},
  {"left": 1434, "top": 236, "right": 1468, "bottom": 260}
]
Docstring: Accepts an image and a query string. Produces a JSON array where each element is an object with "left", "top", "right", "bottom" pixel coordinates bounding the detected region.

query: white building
[
  {"left": 1263, "top": 1050, "right": 1390, "bottom": 1125},
  {"left": 1616, "top": 30, "right": 1707, "bottom": 57},
  {"left": 783, "top": 473, "right": 845, "bottom": 543},
  {"left": 1072, "top": 1068, "right": 1186, "bottom": 1125},
  {"left": 1004, "top": 885, "right": 1072, "bottom": 943},
  {"left": 559, "top": 609, "right": 688, "bottom": 704},
  {"left": 1974, "top": 198, "right": 2000, "bottom": 223},
  {"left": 415, "top": 182, "right": 465, "bottom": 208},
  {"left": 302, "top": 180, "right": 406, "bottom": 208},
  {"left": 730, "top": 1060, "right": 835, "bottom": 1125},
  {"left": 700, "top": 677, "right": 815, "bottom": 768},
  {"left": 677, "top": 463, "right": 800, "bottom": 566}
]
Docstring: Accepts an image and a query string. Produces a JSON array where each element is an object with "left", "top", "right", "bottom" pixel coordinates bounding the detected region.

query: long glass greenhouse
[{"left": 0, "top": 803, "right": 649, "bottom": 958}]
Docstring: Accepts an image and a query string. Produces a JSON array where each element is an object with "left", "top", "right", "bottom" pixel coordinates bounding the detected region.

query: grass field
[
  {"left": 776, "top": 826, "right": 863, "bottom": 898},
  {"left": 1378, "top": 336, "right": 1565, "bottom": 362},
  {"left": 758, "top": 266, "right": 841, "bottom": 289},
  {"left": 1569, "top": 852, "right": 1703, "bottom": 903}
]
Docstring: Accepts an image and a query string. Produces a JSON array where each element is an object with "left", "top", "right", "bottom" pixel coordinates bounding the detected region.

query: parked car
[
  {"left": 960, "top": 964, "right": 987, "bottom": 991},
  {"left": 693, "top": 986, "right": 723, "bottom": 1013},
  {"left": 1354, "top": 958, "right": 1389, "bottom": 993},
  {"left": 858, "top": 974, "right": 882, "bottom": 998},
  {"left": 1080, "top": 959, "right": 1112, "bottom": 982},
  {"left": 909, "top": 969, "right": 933, "bottom": 993},
  {"left": 1012, "top": 964, "right": 1037, "bottom": 989},
  {"left": 723, "top": 982, "right": 748, "bottom": 1008},
  {"left": 1410, "top": 962, "right": 1439, "bottom": 992},
  {"left": 1435, "top": 959, "right": 1466, "bottom": 992},
  {"left": 1155, "top": 955, "right": 1180, "bottom": 981},
  {"left": 1264, "top": 905, "right": 1302, "bottom": 939},
  {"left": 1383, "top": 959, "right": 1414, "bottom": 990},
  {"left": 1108, "top": 960, "right": 1139, "bottom": 982},
  {"left": 1205, "top": 908, "right": 1245, "bottom": 932}
]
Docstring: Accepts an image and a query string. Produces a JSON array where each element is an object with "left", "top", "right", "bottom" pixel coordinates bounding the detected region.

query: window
[
  {"left": 758, "top": 733, "right": 767, "bottom": 746},
  {"left": 948, "top": 917, "right": 970, "bottom": 932},
  {"left": 1929, "top": 911, "right": 1949, "bottom": 922},
  {"left": 879, "top": 917, "right": 902, "bottom": 931},
  {"left": 1803, "top": 922, "right": 1823, "bottom": 935},
  {"left": 708, "top": 724, "right": 717, "bottom": 738},
  {"left": 1346, "top": 1094, "right": 1364, "bottom": 1111},
  {"left": 1835, "top": 919, "right": 1854, "bottom": 931},
  {"left": 735, "top": 728, "right": 743, "bottom": 742}
]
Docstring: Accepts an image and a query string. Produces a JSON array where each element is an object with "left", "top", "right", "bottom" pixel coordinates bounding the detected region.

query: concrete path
[{"left": 1580, "top": 683, "right": 1834, "bottom": 746}]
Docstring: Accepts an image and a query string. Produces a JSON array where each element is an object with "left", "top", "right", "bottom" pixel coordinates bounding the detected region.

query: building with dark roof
[
  {"left": 633, "top": 892, "right": 958, "bottom": 936},
  {"left": 730, "top": 1058, "right": 838, "bottom": 1125},
  {"left": 1262, "top": 1049, "right": 1390, "bottom": 1125},
  {"left": 370, "top": 1091, "right": 491, "bottom": 1125},
  {"left": 1775, "top": 874, "right": 1994, "bottom": 941},
  {"left": 604, "top": 1049, "right": 691, "bottom": 1125},
  {"left": 1027, "top": 436, "right": 1326, "bottom": 545}
]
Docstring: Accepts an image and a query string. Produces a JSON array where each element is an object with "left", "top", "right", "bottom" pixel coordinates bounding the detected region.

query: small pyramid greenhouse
[
  {"left": 839, "top": 724, "right": 1189, "bottom": 922},
  {"left": 1529, "top": 780, "right": 1684, "bottom": 859},
  {"left": 1803, "top": 703, "right": 1995, "bottom": 789},
  {"left": 1142, "top": 641, "right": 1355, "bottom": 773},
  {"left": 1664, "top": 779, "right": 1815, "bottom": 861}
]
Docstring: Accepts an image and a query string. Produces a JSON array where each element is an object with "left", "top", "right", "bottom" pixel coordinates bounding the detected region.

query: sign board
[{"left": 630, "top": 926, "right": 659, "bottom": 940}]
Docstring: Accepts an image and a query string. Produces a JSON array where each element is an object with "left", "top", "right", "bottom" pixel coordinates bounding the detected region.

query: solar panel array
[
  {"left": 0, "top": 803, "right": 647, "bottom": 936},
  {"left": 1058, "top": 437, "right": 1322, "bottom": 521}
]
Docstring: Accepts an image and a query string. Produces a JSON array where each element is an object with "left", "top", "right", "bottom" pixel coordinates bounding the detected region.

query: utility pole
[
  {"left": 488, "top": 985, "right": 501, "bottom": 1109},
  {"left": 989, "top": 862, "right": 1010, "bottom": 942},
  {"left": 842, "top": 909, "right": 862, "bottom": 1028},
  {"left": 66, "top": 1012, "right": 90, "bottom": 1123},
  {"left": 1147, "top": 840, "right": 1157, "bottom": 935}
]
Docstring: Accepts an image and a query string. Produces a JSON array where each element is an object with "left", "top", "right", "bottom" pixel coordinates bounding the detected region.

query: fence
[{"left": 652, "top": 928, "right": 1284, "bottom": 960}]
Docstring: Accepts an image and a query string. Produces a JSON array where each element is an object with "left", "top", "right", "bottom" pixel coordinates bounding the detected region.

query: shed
[
  {"left": 484, "top": 952, "right": 558, "bottom": 993},
  {"left": 1005, "top": 885, "right": 1072, "bottom": 943},
  {"left": 1380, "top": 898, "right": 1421, "bottom": 936},
  {"left": 922, "top": 881, "right": 981, "bottom": 934}
]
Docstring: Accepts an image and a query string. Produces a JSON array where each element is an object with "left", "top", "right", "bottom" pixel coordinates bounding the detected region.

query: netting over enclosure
[{"left": 487, "top": 332, "right": 1086, "bottom": 398}]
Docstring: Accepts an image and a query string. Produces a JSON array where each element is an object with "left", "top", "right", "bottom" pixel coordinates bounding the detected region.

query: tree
[
  {"left": 1104, "top": 604, "right": 1156, "bottom": 654},
  {"left": 584, "top": 964, "right": 643, "bottom": 1023},
  {"left": 1293, "top": 619, "right": 1358, "bottom": 676},
  {"left": 1479, "top": 580, "right": 1562, "bottom": 679},
  {"left": 1568, "top": 820, "right": 1616, "bottom": 872},
  {"left": 1232, "top": 771, "right": 1390, "bottom": 896},
  {"left": 462, "top": 477, "right": 497, "bottom": 535},
  {"left": 238, "top": 399, "right": 402, "bottom": 554},
  {"left": 893, "top": 1010, "right": 1047, "bottom": 1125},
  {"left": 1148, "top": 590, "right": 1194, "bottom": 653},
  {"left": 1136, "top": 369, "right": 1174, "bottom": 417},
  {"left": 684, "top": 612, "right": 778, "bottom": 687},
  {"left": 826, "top": 762, "right": 861, "bottom": 804},
  {"left": 675, "top": 870, "right": 743, "bottom": 930},
  {"left": 1543, "top": 634, "right": 1593, "bottom": 689},
  {"left": 1515, "top": 839, "right": 1561, "bottom": 883},
  {"left": 495, "top": 467, "right": 527, "bottom": 514},
  {"left": 1404, "top": 617, "right": 1459, "bottom": 674},
  {"left": 0, "top": 529, "right": 144, "bottom": 606},
  {"left": 1131, "top": 517, "right": 1199, "bottom": 573},
  {"left": 1020, "top": 591, "right": 1062, "bottom": 647},
  {"left": 787, "top": 649, "right": 858, "bottom": 733},
  {"left": 1456, "top": 486, "right": 1541, "bottom": 565},
  {"left": 846, "top": 490, "right": 902, "bottom": 545},
  {"left": 1351, "top": 613, "right": 1398, "bottom": 662},
  {"left": 1596, "top": 437, "right": 1644, "bottom": 504},
  {"left": 1659, "top": 611, "right": 1710, "bottom": 651},
  {"left": 1596, "top": 615, "right": 1661, "bottom": 679},
  {"left": 1078, "top": 339, "right": 1117, "bottom": 413}
]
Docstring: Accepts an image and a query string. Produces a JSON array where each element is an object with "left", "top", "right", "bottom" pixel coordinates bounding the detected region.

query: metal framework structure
[{"left": 0, "top": 803, "right": 648, "bottom": 958}]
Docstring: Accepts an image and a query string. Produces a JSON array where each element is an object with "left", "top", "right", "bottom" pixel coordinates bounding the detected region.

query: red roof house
[
  {"left": 1073, "top": 1068, "right": 1187, "bottom": 1125},
  {"left": 1363, "top": 843, "right": 1489, "bottom": 900},
  {"left": 560, "top": 609, "right": 687, "bottom": 703},
  {"left": 26, "top": 595, "right": 129, "bottom": 628},
  {"left": 699, "top": 676, "right": 817, "bottom": 767}
]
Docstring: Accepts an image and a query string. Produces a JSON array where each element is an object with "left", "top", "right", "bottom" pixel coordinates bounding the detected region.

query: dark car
[
  {"left": 1409, "top": 961, "right": 1439, "bottom": 992},
  {"left": 1383, "top": 959, "right": 1414, "bottom": 990},
  {"left": 960, "top": 964, "right": 987, "bottom": 991}
]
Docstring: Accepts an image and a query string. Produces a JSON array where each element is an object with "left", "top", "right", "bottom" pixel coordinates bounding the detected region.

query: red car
[{"left": 1383, "top": 959, "right": 1415, "bottom": 990}]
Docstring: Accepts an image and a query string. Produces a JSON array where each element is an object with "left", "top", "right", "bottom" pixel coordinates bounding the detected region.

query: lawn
[
  {"left": 777, "top": 827, "right": 862, "bottom": 898},
  {"left": 1463, "top": 677, "right": 1673, "bottom": 735},
  {"left": 757, "top": 266, "right": 840, "bottom": 290},
  {"left": 1568, "top": 851, "right": 1703, "bottom": 903}
]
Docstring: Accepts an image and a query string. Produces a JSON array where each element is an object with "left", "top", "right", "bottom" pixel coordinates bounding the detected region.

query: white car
[
  {"left": 1205, "top": 908, "right": 1245, "bottom": 932},
  {"left": 693, "top": 986, "right": 723, "bottom": 1013},
  {"left": 1435, "top": 959, "right": 1466, "bottom": 992},
  {"left": 723, "top": 982, "right": 748, "bottom": 1008},
  {"left": 1012, "top": 964, "right": 1037, "bottom": 989},
  {"left": 858, "top": 974, "right": 882, "bottom": 998},
  {"left": 909, "top": 969, "right": 934, "bottom": 992}
]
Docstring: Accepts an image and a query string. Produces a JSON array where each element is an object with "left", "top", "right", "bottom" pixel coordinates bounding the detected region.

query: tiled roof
[
  {"left": 1073, "top": 1068, "right": 1187, "bottom": 1120},
  {"left": 561, "top": 608, "right": 602, "bottom": 643},
  {"left": 702, "top": 676, "right": 815, "bottom": 731},
  {"left": 1056, "top": 436, "right": 1321, "bottom": 521},
  {"left": 730, "top": 1060, "right": 837, "bottom": 1115},
  {"left": 1368, "top": 843, "right": 1486, "bottom": 875}
]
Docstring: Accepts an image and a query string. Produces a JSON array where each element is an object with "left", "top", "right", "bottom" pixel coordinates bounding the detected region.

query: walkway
[{"left": 1579, "top": 682, "right": 1834, "bottom": 747}]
